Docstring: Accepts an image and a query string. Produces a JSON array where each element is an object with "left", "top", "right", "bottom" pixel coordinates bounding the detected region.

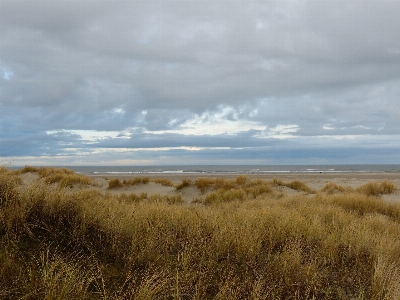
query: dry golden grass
[
  {"left": 244, "top": 181, "right": 274, "bottom": 199},
  {"left": 44, "top": 173, "right": 92, "bottom": 188},
  {"left": 16, "top": 165, "right": 40, "bottom": 174},
  {"left": 1, "top": 167, "right": 400, "bottom": 299},
  {"left": 357, "top": 180, "right": 397, "bottom": 196},
  {"left": 123, "top": 177, "right": 150, "bottom": 185},
  {"left": 321, "top": 180, "right": 397, "bottom": 197},
  {"left": 270, "top": 177, "right": 315, "bottom": 193},
  {"left": 0, "top": 166, "right": 9, "bottom": 174},
  {"left": 148, "top": 193, "right": 184, "bottom": 205},
  {"left": 38, "top": 166, "right": 75, "bottom": 178},
  {"left": 321, "top": 181, "right": 350, "bottom": 194},
  {"left": 108, "top": 178, "right": 123, "bottom": 189},
  {"left": 271, "top": 177, "right": 284, "bottom": 186},
  {"left": 285, "top": 180, "right": 315, "bottom": 193},
  {"left": 195, "top": 178, "right": 216, "bottom": 194},
  {"left": 117, "top": 192, "right": 148, "bottom": 203},
  {"left": 204, "top": 188, "right": 247, "bottom": 204},
  {"left": 175, "top": 178, "right": 191, "bottom": 190},
  {"left": 11, "top": 166, "right": 92, "bottom": 188},
  {"left": 236, "top": 175, "right": 247, "bottom": 185},
  {"left": 152, "top": 178, "right": 175, "bottom": 187},
  {"left": 214, "top": 178, "right": 237, "bottom": 190}
]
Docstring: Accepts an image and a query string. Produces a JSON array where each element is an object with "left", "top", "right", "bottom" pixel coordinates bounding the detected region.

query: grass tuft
[
  {"left": 38, "top": 167, "right": 75, "bottom": 178},
  {"left": 176, "top": 178, "right": 191, "bottom": 190},
  {"left": 152, "top": 178, "right": 175, "bottom": 187},
  {"left": 44, "top": 173, "right": 92, "bottom": 188},
  {"left": 204, "top": 188, "right": 246, "bottom": 204},
  {"left": 108, "top": 178, "right": 123, "bottom": 189},
  {"left": 236, "top": 175, "right": 247, "bottom": 186},
  {"left": 270, "top": 178, "right": 314, "bottom": 193},
  {"left": 271, "top": 177, "right": 284, "bottom": 186},
  {"left": 18, "top": 165, "right": 40, "bottom": 174},
  {"left": 321, "top": 182, "right": 350, "bottom": 194},
  {"left": 148, "top": 194, "right": 184, "bottom": 205},
  {"left": 214, "top": 178, "right": 237, "bottom": 190},
  {"left": 123, "top": 177, "right": 150, "bottom": 185},
  {"left": 285, "top": 180, "right": 315, "bottom": 193},
  {"left": 356, "top": 180, "right": 396, "bottom": 196},
  {"left": 195, "top": 178, "right": 216, "bottom": 194}
]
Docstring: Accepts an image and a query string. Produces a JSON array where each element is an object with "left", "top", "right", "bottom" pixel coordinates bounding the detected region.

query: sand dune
[
  {"left": 83, "top": 172, "right": 400, "bottom": 203},
  {"left": 16, "top": 169, "right": 400, "bottom": 203}
]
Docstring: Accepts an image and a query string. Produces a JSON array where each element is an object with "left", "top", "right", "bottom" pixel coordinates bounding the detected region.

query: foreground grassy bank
[{"left": 1, "top": 167, "right": 400, "bottom": 299}]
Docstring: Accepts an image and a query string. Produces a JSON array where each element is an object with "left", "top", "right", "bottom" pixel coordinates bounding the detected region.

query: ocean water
[{"left": 67, "top": 165, "right": 400, "bottom": 176}]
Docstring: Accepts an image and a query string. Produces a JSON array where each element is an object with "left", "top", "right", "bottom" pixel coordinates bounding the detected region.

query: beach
[
  {"left": 3, "top": 166, "right": 400, "bottom": 298},
  {"left": 17, "top": 166, "right": 400, "bottom": 203},
  {"left": 81, "top": 172, "right": 400, "bottom": 203}
]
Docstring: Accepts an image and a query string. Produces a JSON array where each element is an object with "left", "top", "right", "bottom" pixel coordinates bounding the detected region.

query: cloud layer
[{"left": 1, "top": 1, "right": 400, "bottom": 165}]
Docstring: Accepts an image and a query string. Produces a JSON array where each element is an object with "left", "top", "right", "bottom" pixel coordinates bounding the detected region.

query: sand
[
  {"left": 84, "top": 172, "right": 400, "bottom": 203},
  {"left": 16, "top": 170, "right": 400, "bottom": 203}
]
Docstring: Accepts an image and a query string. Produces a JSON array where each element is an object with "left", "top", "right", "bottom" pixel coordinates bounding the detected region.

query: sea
[{"left": 60, "top": 165, "right": 400, "bottom": 176}]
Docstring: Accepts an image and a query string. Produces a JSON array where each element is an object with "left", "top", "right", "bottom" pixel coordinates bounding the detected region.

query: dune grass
[
  {"left": 321, "top": 182, "right": 351, "bottom": 194},
  {"left": 108, "top": 178, "right": 123, "bottom": 189},
  {"left": 321, "top": 180, "right": 397, "bottom": 197},
  {"left": 271, "top": 177, "right": 315, "bottom": 193},
  {"left": 1, "top": 167, "right": 400, "bottom": 299},
  {"left": 123, "top": 177, "right": 150, "bottom": 186},
  {"left": 175, "top": 178, "right": 192, "bottom": 190},
  {"left": 195, "top": 178, "right": 216, "bottom": 194},
  {"left": 108, "top": 177, "right": 151, "bottom": 189},
  {"left": 13, "top": 166, "right": 92, "bottom": 188},
  {"left": 356, "top": 180, "right": 396, "bottom": 196},
  {"left": 152, "top": 178, "right": 175, "bottom": 187},
  {"left": 16, "top": 165, "right": 40, "bottom": 174}
]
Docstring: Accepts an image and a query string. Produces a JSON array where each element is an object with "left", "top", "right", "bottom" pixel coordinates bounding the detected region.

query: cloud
[{"left": 1, "top": 0, "right": 400, "bottom": 165}]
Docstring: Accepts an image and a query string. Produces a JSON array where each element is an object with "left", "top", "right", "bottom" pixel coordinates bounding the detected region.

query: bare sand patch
[
  {"left": 177, "top": 185, "right": 204, "bottom": 203},
  {"left": 19, "top": 172, "right": 40, "bottom": 186}
]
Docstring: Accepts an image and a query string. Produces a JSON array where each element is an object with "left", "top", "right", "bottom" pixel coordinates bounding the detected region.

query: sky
[{"left": 1, "top": 0, "right": 400, "bottom": 166}]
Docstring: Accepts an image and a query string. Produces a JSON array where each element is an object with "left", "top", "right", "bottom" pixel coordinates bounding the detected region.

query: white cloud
[
  {"left": 146, "top": 106, "right": 265, "bottom": 136},
  {"left": 47, "top": 129, "right": 129, "bottom": 142},
  {"left": 256, "top": 125, "right": 299, "bottom": 139},
  {"left": 323, "top": 125, "right": 334, "bottom": 130}
]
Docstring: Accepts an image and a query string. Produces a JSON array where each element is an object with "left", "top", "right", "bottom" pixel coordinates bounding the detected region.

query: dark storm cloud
[
  {"left": 91, "top": 130, "right": 285, "bottom": 149},
  {"left": 1, "top": 0, "right": 400, "bottom": 164},
  {"left": 0, "top": 130, "right": 82, "bottom": 156}
]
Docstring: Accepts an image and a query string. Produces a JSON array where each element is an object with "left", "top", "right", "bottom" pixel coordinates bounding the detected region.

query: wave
[{"left": 71, "top": 164, "right": 400, "bottom": 176}]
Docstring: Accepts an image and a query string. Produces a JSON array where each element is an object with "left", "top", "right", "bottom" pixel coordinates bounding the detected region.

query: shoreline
[{"left": 87, "top": 171, "right": 400, "bottom": 182}]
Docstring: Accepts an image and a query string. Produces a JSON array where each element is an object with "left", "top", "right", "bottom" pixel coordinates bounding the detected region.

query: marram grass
[{"left": 1, "top": 167, "right": 400, "bottom": 299}]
